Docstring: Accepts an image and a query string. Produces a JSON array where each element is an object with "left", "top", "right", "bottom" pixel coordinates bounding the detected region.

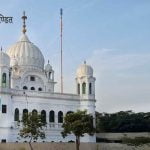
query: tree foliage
[
  {"left": 96, "top": 111, "right": 150, "bottom": 133},
  {"left": 122, "top": 137, "right": 150, "bottom": 146},
  {"left": 19, "top": 112, "right": 46, "bottom": 150},
  {"left": 61, "top": 110, "right": 95, "bottom": 150}
]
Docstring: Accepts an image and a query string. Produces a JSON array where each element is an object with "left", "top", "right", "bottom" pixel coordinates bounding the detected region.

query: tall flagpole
[{"left": 60, "top": 8, "right": 63, "bottom": 93}]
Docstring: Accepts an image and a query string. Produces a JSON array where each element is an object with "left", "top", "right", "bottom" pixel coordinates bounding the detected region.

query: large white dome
[{"left": 6, "top": 34, "right": 45, "bottom": 70}]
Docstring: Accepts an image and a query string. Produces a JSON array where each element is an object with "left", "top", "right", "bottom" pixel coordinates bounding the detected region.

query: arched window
[
  {"left": 89, "top": 83, "right": 92, "bottom": 94},
  {"left": 30, "top": 76, "right": 35, "bottom": 81},
  {"left": 31, "top": 87, "right": 35, "bottom": 91},
  {"left": 41, "top": 110, "right": 46, "bottom": 124},
  {"left": 22, "top": 109, "right": 28, "bottom": 120},
  {"left": 58, "top": 111, "right": 63, "bottom": 123},
  {"left": 2, "top": 73, "right": 6, "bottom": 87},
  {"left": 82, "top": 82, "right": 86, "bottom": 94},
  {"left": 23, "top": 86, "right": 28, "bottom": 90},
  {"left": 32, "top": 109, "right": 38, "bottom": 115},
  {"left": 49, "top": 110, "right": 55, "bottom": 122},
  {"left": 14, "top": 108, "right": 19, "bottom": 121},
  {"left": 49, "top": 72, "right": 51, "bottom": 79},
  {"left": 77, "top": 84, "right": 80, "bottom": 94},
  {"left": 38, "top": 87, "right": 42, "bottom": 91}
]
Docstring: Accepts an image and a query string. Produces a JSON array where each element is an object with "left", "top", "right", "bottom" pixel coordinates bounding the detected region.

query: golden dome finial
[{"left": 22, "top": 11, "right": 27, "bottom": 34}]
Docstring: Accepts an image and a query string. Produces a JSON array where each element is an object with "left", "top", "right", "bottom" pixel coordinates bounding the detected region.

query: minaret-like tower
[
  {"left": 0, "top": 47, "right": 12, "bottom": 129},
  {"left": 76, "top": 61, "right": 96, "bottom": 142},
  {"left": 45, "top": 60, "right": 55, "bottom": 92},
  {"left": 76, "top": 61, "right": 96, "bottom": 100}
]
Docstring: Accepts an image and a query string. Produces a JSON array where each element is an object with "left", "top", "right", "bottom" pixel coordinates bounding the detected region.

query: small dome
[
  {"left": 6, "top": 34, "right": 45, "bottom": 70},
  {"left": 45, "top": 61, "right": 52, "bottom": 71},
  {"left": 76, "top": 62, "right": 93, "bottom": 77},
  {"left": 0, "top": 51, "right": 10, "bottom": 67}
]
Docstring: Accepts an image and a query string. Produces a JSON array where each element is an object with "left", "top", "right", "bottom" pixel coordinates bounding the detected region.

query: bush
[{"left": 122, "top": 137, "right": 150, "bottom": 146}]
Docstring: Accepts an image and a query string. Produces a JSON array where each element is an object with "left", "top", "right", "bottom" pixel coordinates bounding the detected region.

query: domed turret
[
  {"left": 0, "top": 49, "right": 10, "bottom": 67},
  {"left": 0, "top": 48, "right": 10, "bottom": 88},
  {"left": 76, "top": 61, "right": 96, "bottom": 142},
  {"left": 45, "top": 60, "right": 54, "bottom": 81},
  {"left": 76, "top": 61, "right": 93, "bottom": 78},
  {"left": 76, "top": 61, "right": 95, "bottom": 99},
  {"left": 6, "top": 34, "right": 45, "bottom": 70},
  {"left": 45, "top": 60, "right": 52, "bottom": 72}
]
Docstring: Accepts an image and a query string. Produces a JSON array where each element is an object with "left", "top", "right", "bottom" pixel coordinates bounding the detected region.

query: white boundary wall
[{"left": 0, "top": 143, "right": 150, "bottom": 150}]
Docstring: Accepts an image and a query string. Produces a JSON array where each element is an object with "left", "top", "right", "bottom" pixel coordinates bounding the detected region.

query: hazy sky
[{"left": 0, "top": 0, "right": 150, "bottom": 113}]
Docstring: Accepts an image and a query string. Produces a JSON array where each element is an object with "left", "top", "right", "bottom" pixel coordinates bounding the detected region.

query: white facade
[{"left": 0, "top": 17, "right": 96, "bottom": 143}]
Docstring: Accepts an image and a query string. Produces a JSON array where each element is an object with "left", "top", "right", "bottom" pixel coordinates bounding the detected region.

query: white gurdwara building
[{"left": 0, "top": 13, "right": 96, "bottom": 143}]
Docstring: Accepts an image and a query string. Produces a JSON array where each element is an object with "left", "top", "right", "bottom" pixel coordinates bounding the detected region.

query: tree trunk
[
  {"left": 29, "top": 137, "right": 33, "bottom": 150},
  {"left": 76, "top": 136, "right": 80, "bottom": 150}
]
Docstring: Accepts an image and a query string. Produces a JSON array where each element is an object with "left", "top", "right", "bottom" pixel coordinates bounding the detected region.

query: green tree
[
  {"left": 96, "top": 111, "right": 150, "bottom": 133},
  {"left": 61, "top": 110, "right": 95, "bottom": 150},
  {"left": 18, "top": 112, "right": 46, "bottom": 150}
]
